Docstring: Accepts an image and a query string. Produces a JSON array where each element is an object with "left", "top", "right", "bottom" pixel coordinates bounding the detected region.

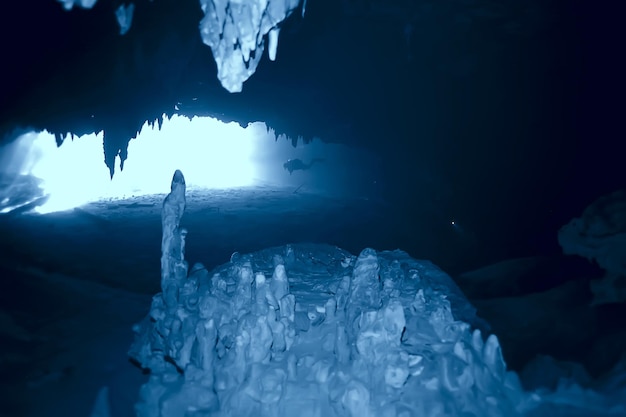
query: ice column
[{"left": 161, "top": 169, "right": 188, "bottom": 309}]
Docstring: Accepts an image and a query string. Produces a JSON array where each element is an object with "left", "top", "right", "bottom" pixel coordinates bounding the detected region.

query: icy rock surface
[
  {"left": 199, "top": 0, "right": 301, "bottom": 92},
  {"left": 558, "top": 189, "right": 626, "bottom": 305}
]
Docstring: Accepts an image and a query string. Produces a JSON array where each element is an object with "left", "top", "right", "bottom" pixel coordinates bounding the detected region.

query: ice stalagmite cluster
[{"left": 129, "top": 169, "right": 537, "bottom": 417}]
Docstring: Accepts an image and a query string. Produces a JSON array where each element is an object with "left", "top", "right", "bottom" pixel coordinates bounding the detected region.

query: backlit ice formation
[
  {"left": 128, "top": 170, "right": 541, "bottom": 417},
  {"left": 558, "top": 189, "right": 626, "bottom": 305},
  {"left": 198, "top": 0, "right": 301, "bottom": 92}
]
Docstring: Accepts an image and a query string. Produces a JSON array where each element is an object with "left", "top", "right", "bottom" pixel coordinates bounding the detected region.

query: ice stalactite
[{"left": 198, "top": 0, "right": 301, "bottom": 92}]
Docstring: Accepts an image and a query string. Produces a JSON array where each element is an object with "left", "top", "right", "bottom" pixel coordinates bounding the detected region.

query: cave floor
[
  {"left": 0, "top": 185, "right": 397, "bottom": 295},
  {"left": 0, "top": 185, "right": 622, "bottom": 416}
]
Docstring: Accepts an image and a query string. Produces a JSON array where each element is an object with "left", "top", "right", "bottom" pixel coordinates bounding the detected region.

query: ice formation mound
[
  {"left": 57, "top": 0, "right": 97, "bottom": 10},
  {"left": 128, "top": 170, "right": 538, "bottom": 417}
]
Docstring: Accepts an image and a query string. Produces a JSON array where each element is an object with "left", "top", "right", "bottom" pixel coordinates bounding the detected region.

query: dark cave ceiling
[
  {"left": 1, "top": 0, "right": 568, "bottom": 171},
  {"left": 0, "top": 1, "right": 624, "bottom": 219}
]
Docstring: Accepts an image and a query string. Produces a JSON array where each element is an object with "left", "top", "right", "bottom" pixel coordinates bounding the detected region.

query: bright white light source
[
  {"left": 120, "top": 115, "right": 257, "bottom": 193},
  {"left": 0, "top": 115, "right": 257, "bottom": 214}
]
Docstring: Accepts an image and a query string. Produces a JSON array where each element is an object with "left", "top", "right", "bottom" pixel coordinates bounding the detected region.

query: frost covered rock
[{"left": 558, "top": 189, "right": 626, "bottom": 305}]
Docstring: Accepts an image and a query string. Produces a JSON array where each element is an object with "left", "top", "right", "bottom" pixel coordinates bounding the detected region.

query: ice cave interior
[{"left": 0, "top": 1, "right": 625, "bottom": 416}]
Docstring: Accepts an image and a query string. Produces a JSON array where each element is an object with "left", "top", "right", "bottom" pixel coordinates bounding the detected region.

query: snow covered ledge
[{"left": 57, "top": 0, "right": 302, "bottom": 92}]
